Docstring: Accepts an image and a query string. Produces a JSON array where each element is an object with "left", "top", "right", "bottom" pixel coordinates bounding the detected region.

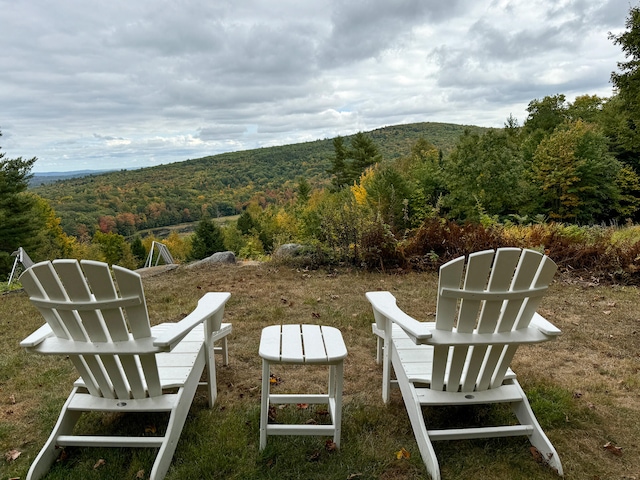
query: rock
[
  {"left": 186, "top": 251, "right": 236, "bottom": 268},
  {"left": 273, "top": 243, "right": 303, "bottom": 258}
]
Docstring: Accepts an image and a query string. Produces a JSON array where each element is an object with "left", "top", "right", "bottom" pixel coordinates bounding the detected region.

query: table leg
[{"left": 260, "top": 359, "right": 270, "bottom": 450}]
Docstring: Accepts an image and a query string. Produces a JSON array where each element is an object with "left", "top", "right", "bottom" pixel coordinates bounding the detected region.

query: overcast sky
[{"left": 1, "top": 0, "right": 635, "bottom": 172}]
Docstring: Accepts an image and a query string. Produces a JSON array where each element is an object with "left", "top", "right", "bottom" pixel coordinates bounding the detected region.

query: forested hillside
[{"left": 32, "top": 122, "right": 484, "bottom": 237}]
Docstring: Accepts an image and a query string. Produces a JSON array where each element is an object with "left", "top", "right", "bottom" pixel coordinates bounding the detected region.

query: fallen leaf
[
  {"left": 316, "top": 408, "right": 329, "bottom": 416},
  {"left": 530, "top": 446, "right": 544, "bottom": 463},
  {"left": 145, "top": 425, "right": 157, "bottom": 434},
  {"left": 93, "top": 458, "right": 106, "bottom": 469},
  {"left": 325, "top": 439, "right": 337, "bottom": 452},
  {"left": 395, "top": 447, "right": 410, "bottom": 459},
  {"left": 57, "top": 449, "right": 68, "bottom": 462},
  {"left": 604, "top": 441, "right": 623, "bottom": 456},
  {"left": 4, "top": 449, "right": 21, "bottom": 462},
  {"left": 308, "top": 451, "right": 321, "bottom": 462},
  {"left": 269, "top": 373, "right": 281, "bottom": 385},
  {"left": 9, "top": 394, "right": 15, "bottom": 404},
  {"left": 312, "top": 312, "right": 321, "bottom": 318},
  {"left": 347, "top": 474, "right": 362, "bottom": 480},
  {"left": 268, "top": 405, "right": 277, "bottom": 422},
  {"left": 305, "top": 418, "right": 317, "bottom": 425},
  {"left": 136, "top": 469, "right": 145, "bottom": 478},
  {"left": 297, "top": 403, "right": 309, "bottom": 409}
]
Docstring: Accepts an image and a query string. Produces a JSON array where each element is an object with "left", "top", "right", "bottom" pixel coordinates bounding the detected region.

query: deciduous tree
[
  {"left": 443, "top": 129, "right": 527, "bottom": 221},
  {"left": 531, "top": 120, "right": 624, "bottom": 223}
]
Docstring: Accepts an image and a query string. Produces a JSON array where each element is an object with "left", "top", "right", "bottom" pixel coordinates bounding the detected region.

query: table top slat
[
  {"left": 321, "top": 326, "right": 348, "bottom": 361},
  {"left": 258, "top": 325, "right": 283, "bottom": 361},
  {"left": 301, "top": 324, "right": 327, "bottom": 362},
  {"left": 280, "top": 324, "right": 304, "bottom": 362}
]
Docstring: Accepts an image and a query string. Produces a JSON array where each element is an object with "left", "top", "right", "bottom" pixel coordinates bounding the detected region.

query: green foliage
[
  {"left": 328, "top": 132, "right": 382, "bottom": 189},
  {"left": 297, "top": 177, "right": 312, "bottom": 203},
  {"left": 236, "top": 210, "right": 256, "bottom": 235},
  {"left": 443, "top": 129, "right": 527, "bottom": 221},
  {"left": 523, "top": 94, "right": 568, "bottom": 135},
  {"left": 190, "top": 218, "right": 225, "bottom": 260},
  {"left": 221, "top": 223, "right": 245, "bottom": 254},
  {"left": 358, "top": 165, "right": 412, "bottom": 232},
  {"left": 91, "top": 231, "right": 137, "bottom": 268},
  {"left": 130, "top": 236, "right": 146, "bottom": 267},
  {"left": 531, "top": 120, "right": 622, "bottom": 223}
]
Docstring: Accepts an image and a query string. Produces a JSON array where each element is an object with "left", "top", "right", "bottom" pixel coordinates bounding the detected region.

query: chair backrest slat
[
  {"left": 80, "top": 260, "right": 131, "bottom": 341},
  {"left": 433, "top": 248, "right": 557, "bottom": 393},
  {"left": 112, "top": 265, "right": 152, "bottom": 339}
]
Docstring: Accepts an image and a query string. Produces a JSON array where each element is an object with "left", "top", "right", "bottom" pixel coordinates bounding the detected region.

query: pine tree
[
  {"left": 190, "top": 217, "right": 225, "bottom": 260},
  {"left": 0, "top": 131, "right": 39, "bottom": 275}
]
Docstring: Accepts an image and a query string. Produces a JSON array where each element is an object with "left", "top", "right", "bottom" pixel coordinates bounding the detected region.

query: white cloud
[{"left": 0, "top": 0, "right": 635, "bottom": 171}]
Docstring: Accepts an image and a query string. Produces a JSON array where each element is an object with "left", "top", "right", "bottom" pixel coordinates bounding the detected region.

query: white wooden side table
[{"left": 259, "top": 324, "right": 348, "bottom": 450}]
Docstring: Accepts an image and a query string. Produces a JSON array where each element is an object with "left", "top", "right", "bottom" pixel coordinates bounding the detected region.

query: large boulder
[
  {"left": 273, "top": 243, "right": 303, "bottom": 258},
  {"left": 186, "top": 251, "right": 236, "bottom": 268}
]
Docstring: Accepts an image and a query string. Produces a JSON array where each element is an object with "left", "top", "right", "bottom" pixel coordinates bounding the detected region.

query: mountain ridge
[{"left": 32, "top": 121, "right": 489, "bottom": 235}]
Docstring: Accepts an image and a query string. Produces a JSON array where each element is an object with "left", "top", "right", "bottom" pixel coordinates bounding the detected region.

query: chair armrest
[
  {"left": 530, "top": 312, "right": 562, "bottom": 337},
  {"left": 366, "top": 291, "right": 432, "bottom": 344},
  {"left": 153, "top": 292, "right": 231, "bottom": 349},
  {"left": 20, "top": 324, "right": 54, "bottom": 348}
]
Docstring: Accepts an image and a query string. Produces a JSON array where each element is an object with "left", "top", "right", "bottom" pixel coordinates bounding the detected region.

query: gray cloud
[{"left": 0, "top": 0, "right": 635, "bottom": 171}]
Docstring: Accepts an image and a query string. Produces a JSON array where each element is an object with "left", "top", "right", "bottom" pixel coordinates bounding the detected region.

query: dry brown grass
[{"left": 1, "top": 261, "right": 639, "bottom": 479}]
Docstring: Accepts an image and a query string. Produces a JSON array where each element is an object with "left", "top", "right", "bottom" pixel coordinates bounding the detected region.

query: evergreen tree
[
  {"left": 130, "top": 236, "right": 147, "bottom": 267},
  {"left": 328, "top": 133, "right": 382, "bottom": 189},
  {"left": 0, "top": 131, "right": 39, "bottom": 275},
  {"left": 297, "top": 177, "right": 311, "bottom": 203},
  {"left": 608, "top": 6, "right": 640, "bottom": 170},
  {"left": 190, "top": 217, "right": 225, "bottom": 260},
  {"left": 236, "top": 210, "right": 255, "bottom": 235}
]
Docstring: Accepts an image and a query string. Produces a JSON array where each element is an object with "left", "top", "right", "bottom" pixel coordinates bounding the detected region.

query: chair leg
[
  {"left": 330, "top": 362, "right": 344, "bottom": 448},
  {"left": 221, "top": 337, "right": 229, "bottom": 366},
  {"left": 149, "top": 355, "right": 205, "bottom": 480},
  {"left": 203, "top": 341, "right": 218, "bottom": 408},
  {"left": 511, "top": 380, "right": 564, "bottom": 476},
  {"left": 27, "top": 390, "right": 82, "bottom": 480},
  {"left": 391, "top": 345, "right": 441, "bottom": 480},
  {"left": 259, "top": 359, "right": 270, "bottom": 450}
]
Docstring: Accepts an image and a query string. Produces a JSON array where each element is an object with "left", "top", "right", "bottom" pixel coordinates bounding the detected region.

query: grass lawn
[{"left": 1, "top": 261, "right": 639, "bottom": 479}]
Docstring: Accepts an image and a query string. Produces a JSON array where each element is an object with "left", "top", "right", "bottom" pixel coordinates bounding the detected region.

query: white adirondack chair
[
  {"left": 367, "top": 248, "right": 563, "bottom": 479},
  {"left": 19, "top": 259, "right": 232, "bottom": 480}
]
